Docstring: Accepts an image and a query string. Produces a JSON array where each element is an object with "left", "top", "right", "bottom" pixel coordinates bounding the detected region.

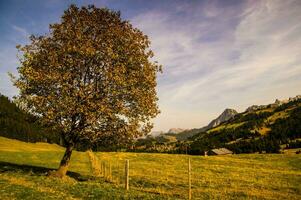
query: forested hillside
[
  {"left": 2, "top": 92, "right": 301, "bottom": 155},
  {"left": 131, "top": 96, "right": 301, "bottom": 154},
  {"left": 190, "top": 98, "right": 301, "bottom": 154},
  {"left": 0, "top": 94, "right": 60, "bottom": 143}
]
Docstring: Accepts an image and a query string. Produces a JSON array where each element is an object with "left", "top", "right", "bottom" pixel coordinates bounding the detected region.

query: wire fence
[
  {"left": 87, "top": 151, "right": 198, "bottom": 199},
  {"left": 86, "top": 151, "right": 259, "bottom": 199}
]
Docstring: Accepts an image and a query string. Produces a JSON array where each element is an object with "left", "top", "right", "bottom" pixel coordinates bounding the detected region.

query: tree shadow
[{"left": 0, "top": 161, "right": 92, "bottom": 181}]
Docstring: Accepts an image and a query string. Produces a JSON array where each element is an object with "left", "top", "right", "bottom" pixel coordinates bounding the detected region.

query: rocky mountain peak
[
  {"left": 222, "top": 108, "right": 237, "bottom": 115},
  {"left": 207, "top": 108, "right": 238, "bottom": 129}
]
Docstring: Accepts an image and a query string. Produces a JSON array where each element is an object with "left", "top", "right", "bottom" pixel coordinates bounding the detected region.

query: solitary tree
[{"left": 12, "top": 5, "right": 161, "bottom": 177}]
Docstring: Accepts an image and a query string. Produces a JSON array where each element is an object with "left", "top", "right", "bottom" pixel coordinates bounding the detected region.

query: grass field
[{"left": 0, "top": 136, "right": 300, "bottom": 199}]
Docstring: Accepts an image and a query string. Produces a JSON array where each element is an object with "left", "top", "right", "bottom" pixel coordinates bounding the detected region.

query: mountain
[
  {"left": 169, "top": 108, "right": 238, "bottom": 141},
  {"left": 190, "top": 95, "right": 301, "bottom": 154},
  {"left": 167, "top": 128, "right": 187, "bottom": 134},
  {"left": 146, "top": 109, "right": 238, "bottom": 141},
  {"left": 148, "top": 131, "right": 164, "bottom": 137},
  {"left": 245, "top": 96, "right": 301, "bottom": 112},
  {"left": 133, "top": 95, "right": 301, "bottom": 154},
  {"left": 207, "top": 108, "right": 238, "bottom": 129}
]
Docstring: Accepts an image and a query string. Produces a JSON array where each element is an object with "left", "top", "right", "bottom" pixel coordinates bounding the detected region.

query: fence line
[
  {"left": 88, "top": 151, "right": 197, "bottom": 199},
  {"left": 87, "top": 150, "right": 101, "bottom": 177}
]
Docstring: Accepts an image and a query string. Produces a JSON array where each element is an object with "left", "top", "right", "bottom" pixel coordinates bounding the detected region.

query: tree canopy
[{"left": 12, "top": 5, "right": 161, "bottom": 177}]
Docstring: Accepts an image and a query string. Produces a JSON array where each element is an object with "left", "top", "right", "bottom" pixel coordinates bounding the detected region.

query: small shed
[{"left": 208, "top": 148, "right": 233, "bottom": 156}]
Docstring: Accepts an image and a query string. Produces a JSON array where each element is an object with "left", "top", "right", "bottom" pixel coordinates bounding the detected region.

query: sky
[{"left": 0, "top": 0, "right": 301, "bottom": 132}]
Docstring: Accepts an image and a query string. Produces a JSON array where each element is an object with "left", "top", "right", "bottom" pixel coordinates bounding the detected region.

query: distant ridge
[
  {"left": 132, "top": 94, "right": 301, "bottom": 154},
  {"left": 161, "top": 108, "right": 238, "bottom": 141},
  {"left": 167, "top": 128, "right": 187, "bottom": 134},
  {"left": 143, "top": 95, "right": 301, "bottom": 144},
  {"left": 246, "top": 95, "right": 301, "bottom": 112}
]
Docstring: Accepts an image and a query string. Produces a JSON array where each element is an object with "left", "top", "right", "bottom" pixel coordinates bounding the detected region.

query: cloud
[
  {"left": 0, "top": 25, "right": 28, "bottom": 98},
  {"left": 11, "top": 25, "right": 29, "bottom": 38},
  {"left": 131, "top": 0, "right": 301, "bottom": 131},
  {"left": 1, "top": 0, "right": 300, "bottom": 131},
  {"left": 0, "top": 47, "right": 19, "bottom": 98}
]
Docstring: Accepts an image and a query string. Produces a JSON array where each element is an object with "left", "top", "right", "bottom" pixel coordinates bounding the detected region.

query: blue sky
[{"left": 1, "top": 0, "right": 301, "bottom": 131}]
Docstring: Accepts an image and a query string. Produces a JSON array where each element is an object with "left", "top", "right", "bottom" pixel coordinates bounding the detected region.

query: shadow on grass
[{"left": 0, "top": 161, "right": 92, "bottom": 181}]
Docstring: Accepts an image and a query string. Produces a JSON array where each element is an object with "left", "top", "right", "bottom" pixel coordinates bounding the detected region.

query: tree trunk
[{"left": 51, "top": 143, "right": 74, "bottom": 178}]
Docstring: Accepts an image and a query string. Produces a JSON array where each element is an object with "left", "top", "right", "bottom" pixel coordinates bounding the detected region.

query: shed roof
[{"left": 211, "top": 148, "right": 233, "bottom": 155}]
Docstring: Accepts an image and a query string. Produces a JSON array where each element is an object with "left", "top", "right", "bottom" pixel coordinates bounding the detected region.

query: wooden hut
[{"left": 208, "top": 148, "right": 233, "bottom": 155}]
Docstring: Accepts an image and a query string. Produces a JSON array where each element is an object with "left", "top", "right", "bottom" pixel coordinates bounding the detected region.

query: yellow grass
[{"left": 0, "top": 137, "right": 300, "bottom": 199}]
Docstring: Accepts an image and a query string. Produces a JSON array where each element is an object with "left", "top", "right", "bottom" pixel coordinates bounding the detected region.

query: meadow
[{"left": 0, "top": 136, "right": 300, "bottom": 200}]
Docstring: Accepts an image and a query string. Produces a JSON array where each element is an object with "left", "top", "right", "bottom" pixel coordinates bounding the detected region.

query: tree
[{"left": 12, "top": 5, "right": 161, "bottom": 177}]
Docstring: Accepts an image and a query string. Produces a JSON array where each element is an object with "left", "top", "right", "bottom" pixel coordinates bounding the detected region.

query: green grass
[
  {"left": 207, "top": 122, "right": 245, "bottom": 133},
  {"left": 0, "top": 137, "right": 301, "bottom": 199}
]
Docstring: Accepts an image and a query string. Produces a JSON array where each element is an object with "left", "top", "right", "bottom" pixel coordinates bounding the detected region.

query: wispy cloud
[
  {"left": 0, "top": 0, "right": 301, "bottom": 131},
  {"left": 0, "top": 25, "right": 29, "bottom": 98},
  {"left": 132, "top": 0, "right": 301, "bottom": 131},
  {"left": 11, "top": 25, "right": 29, "bottom": 38}
]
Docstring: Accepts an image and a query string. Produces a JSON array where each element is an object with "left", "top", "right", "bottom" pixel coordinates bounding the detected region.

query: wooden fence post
[
  {"left": 109, "top": 161, "right": 112, "bottom": 182},
  {"left": 103, "top": 162, "right": 106, "bottom": 178},
  {"left": 117, "top": 161, "right": 120, "bottom": 185},
  {"left": 188, "top": 158, "right": 191, "bottom": 200},
  {"left": 125, "top": 159, "right": 129, "bottom": 190}
]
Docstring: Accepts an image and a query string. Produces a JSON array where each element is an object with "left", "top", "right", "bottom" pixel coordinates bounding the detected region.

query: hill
[
  {"left": 0, "top": 94, "right": 60, "bottom": 143},
  {"left": 132, "top": 95, "right": 301, "bottom": 154},
  {"left": 0, "top": 136, "right": 300, "bottom": 199},
  {"left": 147, "top": 108, "right": 238, "bottom": 142},
  {"left": 167, "top": 128, "right": 188, "bottom": 134},
  {"left": 174, "top": 108, "right": 238, "bottom": 141},
  {"left": 190, "top": 96, "right": 301, "bottom": 154},
  {"left": 2, "top": 92, "right": 301, "bottom": 155},
  {"left": 207, "top": 108, "right": 238, "bottom": 129}
]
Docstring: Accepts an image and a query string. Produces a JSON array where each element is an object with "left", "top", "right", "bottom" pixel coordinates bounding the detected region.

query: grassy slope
[
  {"left": 206, "top": 102, "right": 301, "bottom": 136},
  {"left": 0, "top": 137, "right": 301, "bottom": 200},
  {"left": 207, "top": 122, "right": 245, "bottom": 133}
]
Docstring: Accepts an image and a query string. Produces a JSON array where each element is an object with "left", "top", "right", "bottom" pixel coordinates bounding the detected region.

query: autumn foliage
[{"left": 12, "top": 5, "right": 161, "bottom": 177}]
